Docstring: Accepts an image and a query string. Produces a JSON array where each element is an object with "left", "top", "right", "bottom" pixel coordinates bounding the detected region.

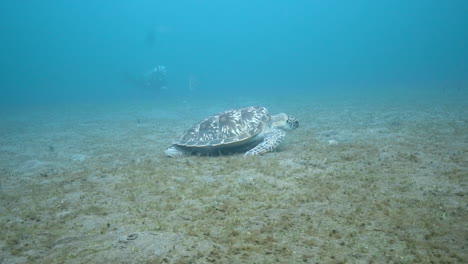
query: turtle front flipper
[{"left": 244, "top": 128, "right": 286, "bottom": 156}]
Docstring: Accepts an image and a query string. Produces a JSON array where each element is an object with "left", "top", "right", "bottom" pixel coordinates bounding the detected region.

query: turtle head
[
  {"left": 286, "top": 115, "right": 299, "bottom": 130},
  {"left": 272, "top": 113, "right": 299, "bottom": 130}
]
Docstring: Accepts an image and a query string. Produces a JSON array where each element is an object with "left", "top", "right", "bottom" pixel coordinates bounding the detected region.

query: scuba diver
[{"left": 145, "top": 65, "right": 167, "bottom": 90}]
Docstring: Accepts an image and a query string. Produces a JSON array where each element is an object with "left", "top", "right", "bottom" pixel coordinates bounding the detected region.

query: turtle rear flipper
[
  {"left": 165, "top": 146, "right": 191, "bottom": 157},
  {"left": 244, "top": 128, "right": 286, "bottom": 156}
]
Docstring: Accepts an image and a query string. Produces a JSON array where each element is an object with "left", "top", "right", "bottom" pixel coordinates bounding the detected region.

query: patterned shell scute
[{"left": 176, "top": 106, "right": 271, "bottom": 147}]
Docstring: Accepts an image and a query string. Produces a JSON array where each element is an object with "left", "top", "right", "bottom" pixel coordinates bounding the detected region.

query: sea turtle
[{"left": 165, "top": 106, "right": 299, "bottom": 157}]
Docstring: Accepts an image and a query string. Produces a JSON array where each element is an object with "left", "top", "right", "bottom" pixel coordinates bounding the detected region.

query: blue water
[{"left": 0, "top": 0, "right": 467, "bottom": 107}]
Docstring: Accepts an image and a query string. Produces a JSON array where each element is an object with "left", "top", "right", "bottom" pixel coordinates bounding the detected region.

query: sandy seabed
[{"left": 0, "top": 93, "right": 466, "bottom": 263}]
